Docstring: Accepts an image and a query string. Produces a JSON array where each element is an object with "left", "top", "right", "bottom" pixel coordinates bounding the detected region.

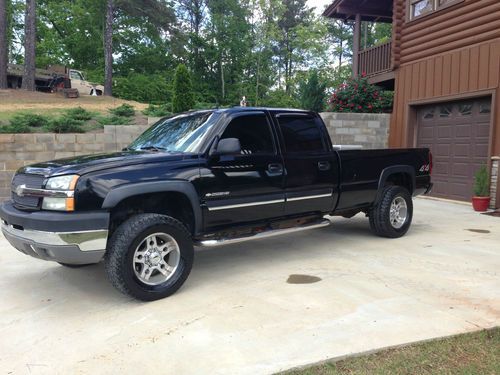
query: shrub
[
  {"left": 142, "top": 104, "right": 173, "bottom": 117},
  {"left": 113, "top": 73, "right": 171, "bottom": 104},
  {"left": 473, "top": 165, "right": 490, "bottom": 197},
  {"left": 0, "top": 123, "right": 31, "bottom": 133},
  {"left": 328, "top": 75, "right": 393, "bottom": 113},
  {"left": 45, "top": 117, "right": 85, "bottom": 133},
  {"left": 9, "top": 113, "right": 50, "bottom": 128},
  {"left": 109, "top": 103, "right": 135, "bottom": 117},
  {"left": 298, "top": 70, "right": 327, "bottom": 112},
  {"left": 192, "top": 102, "right": 218, "bottom": 110},
  {"left": 97, "top": 115, "right": 132, "bottom": 125},
  {"left": 261, "top": 89, "right": 299, "bottom": 108},
  {"left": 65, "top": 107, "right": 93, "bottom": 121},
  {"left": 172, "top": 64, "right": 195, "bottom": 113}
]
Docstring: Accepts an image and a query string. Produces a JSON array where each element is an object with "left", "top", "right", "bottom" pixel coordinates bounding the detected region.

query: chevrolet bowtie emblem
[{"left": 15, "top": 184, "right": 26, "bottom": 197}]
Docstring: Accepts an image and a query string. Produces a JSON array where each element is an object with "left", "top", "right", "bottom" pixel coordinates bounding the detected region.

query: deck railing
[{"left": 358, "top": 41, "right": 392, "bottom": 77}]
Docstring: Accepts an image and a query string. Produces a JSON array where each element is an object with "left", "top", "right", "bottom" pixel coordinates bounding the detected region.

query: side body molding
[
  {"left": 375, "top": 165, "right": 416, "bottom": 205},
  {"left": 102, "top": 181, "right": 203, "bottom": 235}
]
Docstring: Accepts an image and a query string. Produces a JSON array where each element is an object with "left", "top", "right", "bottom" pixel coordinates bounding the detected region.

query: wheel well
[
  {"left": 384, "top": 173, "right": 413, "bottom": 194},
  {"left": 109, "top": 192, "right": 195, "bottom": 237}
]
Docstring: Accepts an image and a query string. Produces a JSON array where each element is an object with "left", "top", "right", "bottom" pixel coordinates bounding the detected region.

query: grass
[
  {"left": 282, "top": 328, "right": 500, "bottom": 375},
  {"left": 0, "top": 89, "right": 149, "bottom": 132}
]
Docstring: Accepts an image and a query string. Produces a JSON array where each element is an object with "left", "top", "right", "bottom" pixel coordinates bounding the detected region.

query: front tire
[
  {"left": 105, "top": 214, "right": 194, "bottom": 301},
  {"left": 369, "top": 186, "right": 413, "bottom": 238}
]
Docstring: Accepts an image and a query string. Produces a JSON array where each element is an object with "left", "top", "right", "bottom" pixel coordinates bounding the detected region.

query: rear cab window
[{"left": 276, "top": 114, "right": 327, "bottom": 153}]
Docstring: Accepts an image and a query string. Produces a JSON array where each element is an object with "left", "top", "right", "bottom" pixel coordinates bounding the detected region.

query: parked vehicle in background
[
  {"left": 6, "top": 63, "right": 103, "bottom": 96},
  {"left": 67, "top": 69, "right": 103, "bottom": 96},
  {"left": 0, "top": 108, "right": 433, "bottom": 301}
]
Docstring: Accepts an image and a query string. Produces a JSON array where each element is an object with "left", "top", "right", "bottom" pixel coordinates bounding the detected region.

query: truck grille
[{"left": 11, "top": 173, "right": 45, "bottom": 209}]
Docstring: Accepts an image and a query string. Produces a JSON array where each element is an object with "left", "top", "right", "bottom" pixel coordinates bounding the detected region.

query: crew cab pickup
[{"left": 0, "top": 108, "right": 432, "bottom": 300}]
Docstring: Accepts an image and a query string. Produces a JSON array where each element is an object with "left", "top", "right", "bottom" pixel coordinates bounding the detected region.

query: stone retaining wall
[
  {"left": 0, "top": 125, "right": 148, "bottom": 202},
  {"left": 0, "top": 113, "right": 391, "bottom": 203},
  {"left": 320, "top": 112, "right": 390, "bottom": 149}
]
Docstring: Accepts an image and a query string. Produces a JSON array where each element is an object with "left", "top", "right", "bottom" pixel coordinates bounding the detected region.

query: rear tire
[
  {"left": 369, "top": 186, "right": 413, "bottom": 238},
  {"left": 105, "top": 214, "right": 194, "bottom": 301}
]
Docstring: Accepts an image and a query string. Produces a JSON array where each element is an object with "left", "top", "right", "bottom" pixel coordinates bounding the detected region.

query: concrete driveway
[{"left": 0, "top": 198, "right": 499, "bottom": 375}]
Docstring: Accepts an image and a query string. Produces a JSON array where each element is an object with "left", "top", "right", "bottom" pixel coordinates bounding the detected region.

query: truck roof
[{"left": 179, "top": 107, "right": 314, "bottom": 117}]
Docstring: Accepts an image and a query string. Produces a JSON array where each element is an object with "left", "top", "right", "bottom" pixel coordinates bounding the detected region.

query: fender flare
[
  {"left": 374, "top": 165, "right": 416, "bottom": 205},
  {"left": 102, "top": 181, "right": 202, "bottom": 235}
]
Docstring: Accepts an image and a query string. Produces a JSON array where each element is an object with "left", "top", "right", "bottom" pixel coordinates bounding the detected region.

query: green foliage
[
  {"left": 0, "top": 123, "right": 31, "bottom": 133},
  {"left": 113, "top": 74, "right": 171, "bottom": 104},
  {"left": 172, "top": 64, "right": 195, "bottom": 113},
  {"left": 64, "top": 107, "right": 93, "bottom": 121},
  {"left": 473, "top": 166, "right": 490, "bottom": 197},
  {"left": 328, "top": 75, "right": 393, "bottom": 113},
  {"left": 261, "top": 89, "right": 299, "bottom": 108},
  {"left": 142, "top": 104, "right": 173, "bottom": 117},
  {"left": 298, "top": 70, "right": 327, "bottom": 112},
  {"left": 97, "top": 115, "right": 132, "bottom": 126},
  {"left": 9, "top": 113, "right": 50, "bottom": 128},
  {"left": 109, "top": 104, "right": 135, "bottom": 117},
  {"left": 45, "top": 117, "right": 85, "bottom": 133}
]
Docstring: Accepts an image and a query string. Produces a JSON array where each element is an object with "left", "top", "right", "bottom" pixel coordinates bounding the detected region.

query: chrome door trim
[
  {"left": 286, "top": 193, "right": 332, "bottom": 202},
  {"left": 207, "top": 199, "right": 285, "bottom": 211}
]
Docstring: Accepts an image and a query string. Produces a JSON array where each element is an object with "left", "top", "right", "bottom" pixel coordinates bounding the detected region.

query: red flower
[
  {"left": 361, "top": 71, "right": 367, "bottom": 77},
  {"left": 358, "top": 105, "right": 362, "bottom": 110}
]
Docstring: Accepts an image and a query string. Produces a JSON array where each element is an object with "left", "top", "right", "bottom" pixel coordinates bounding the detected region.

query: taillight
[{"left": 429, "top": 151, "right": 433, "bottom": 175}]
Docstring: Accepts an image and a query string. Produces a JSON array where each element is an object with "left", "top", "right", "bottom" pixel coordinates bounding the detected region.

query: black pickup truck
[{"left": 1, "top": 108, "right": 432, "bottom": 300}]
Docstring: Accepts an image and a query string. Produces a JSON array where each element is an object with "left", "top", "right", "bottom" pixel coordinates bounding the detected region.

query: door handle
[
  {"left": 318, "top": 161, "right": 331, "bottom": 171},
  {"left": 267, "top": 163, "right": 283, "bottom": 176}
]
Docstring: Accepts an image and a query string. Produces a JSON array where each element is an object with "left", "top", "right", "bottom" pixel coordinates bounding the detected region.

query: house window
[{"left": 408, "top": 0, "right": 463, "bottom": 21}]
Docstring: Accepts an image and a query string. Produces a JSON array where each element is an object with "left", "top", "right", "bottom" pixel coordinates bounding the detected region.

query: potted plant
[{"left": 472, "top": 165, "right": 490, "bottom": 212}]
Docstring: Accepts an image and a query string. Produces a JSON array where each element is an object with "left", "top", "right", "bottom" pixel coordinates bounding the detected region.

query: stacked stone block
[
  {"left": 0, "top": 125, "right": 149, "bottom": 202},
  {"left": 491, "top": 156, "right": 499, "bottom": 209},
  {"left": 319, "top": 112, "right": 390, "bottom": 149}
]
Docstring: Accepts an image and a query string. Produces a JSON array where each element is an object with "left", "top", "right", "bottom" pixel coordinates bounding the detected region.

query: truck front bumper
[{"left": 0, "top": 201, "right": 109, "bottom": 265}]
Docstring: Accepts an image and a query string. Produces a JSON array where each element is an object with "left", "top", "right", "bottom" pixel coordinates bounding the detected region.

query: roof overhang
[{"left": 323, "top": 0, "right": 393, "bottom": 23}]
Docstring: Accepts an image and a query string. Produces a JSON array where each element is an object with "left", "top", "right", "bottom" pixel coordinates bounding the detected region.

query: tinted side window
[
  {"left": 221, "top": 114, "right": 274, "bottom": 154},
  {"left": 278, "top": 116, "right": 325, "bottom": 152}
]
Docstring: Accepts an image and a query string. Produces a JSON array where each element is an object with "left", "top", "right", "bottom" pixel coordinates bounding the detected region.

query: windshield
[{"left": 128, "top": 111, "right": 215, "bottom": 153}]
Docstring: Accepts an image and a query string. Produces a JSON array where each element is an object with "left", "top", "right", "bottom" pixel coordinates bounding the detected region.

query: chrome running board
[{"left": 195, "top": 218, "right": 331, "bottom": 248}]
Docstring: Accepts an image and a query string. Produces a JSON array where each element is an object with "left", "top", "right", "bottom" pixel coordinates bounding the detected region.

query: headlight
[
  {"left": 42, "top": 175, "right": 79, "bottom": 211},
  {"left": 45, "top": 175, "right": 78, "bottom": 190}
]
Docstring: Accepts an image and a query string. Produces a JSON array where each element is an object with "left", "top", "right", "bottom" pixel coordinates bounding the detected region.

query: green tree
[
  {"left": 299, "top": 70, "right": 326, "bottom": 112},
  {"left": 172, "top": 64, "right": 194, "bottom": 113},
  {"left": 0, "top": 0, "right": 7, "bottom": 88}
]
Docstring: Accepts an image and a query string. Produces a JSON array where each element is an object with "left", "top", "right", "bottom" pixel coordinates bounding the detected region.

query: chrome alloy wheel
[
  {"left": 389, "top": 196, "right": 408, "bottom": 229},
  {"left": 133, "top": 232, "right": 180, "bottom": 286}
]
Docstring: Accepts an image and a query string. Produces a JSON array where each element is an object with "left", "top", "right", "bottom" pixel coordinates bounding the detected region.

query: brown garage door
[{"left": 416, "top": 98, "right": 491, "bottom": 202}]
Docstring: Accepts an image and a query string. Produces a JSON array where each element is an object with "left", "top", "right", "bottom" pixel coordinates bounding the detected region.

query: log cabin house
[{"left": 324, "top": 0, "right": 500, "bottom": 208}]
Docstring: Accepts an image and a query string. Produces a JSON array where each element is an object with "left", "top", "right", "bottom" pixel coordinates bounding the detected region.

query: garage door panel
[
  {"left": 416, "top": 97, "right": 491, "bottom": 202},
  {"left": 455, "top": 125, "right": 471, "bottom": 137},
  {"left": 476, "top": 123, "right": 490, "bottom": 137},
  {"left": 436, "top": 144, "right": 450, "bottom": 156},
  {"left": 451, "top": 162, "right": 470, "bottom": 177},
  {"left": 453, "top": 144, "right": 470, "bottom": 157},
  {"left": 437, "top": 126, "right": 452, "bottom": 138}
]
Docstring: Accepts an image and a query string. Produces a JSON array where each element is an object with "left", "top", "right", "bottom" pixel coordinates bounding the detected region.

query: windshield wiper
[{"left": 139, "top": 146, "right": 168, "bottom": 152}]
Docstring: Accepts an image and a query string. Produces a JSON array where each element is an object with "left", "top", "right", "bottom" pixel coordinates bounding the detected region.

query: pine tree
[
  {"left": 299, "top": 70, "right": 326, "bottom": 112},
  {"left": 172, "top": 64, "right": 195, "bottom": 113},
  {"left": 0, "top": 0, "right": 7, "bottom": 89},
  {"left": 21, "top": 0, "right": 36, "bottom": 91}
]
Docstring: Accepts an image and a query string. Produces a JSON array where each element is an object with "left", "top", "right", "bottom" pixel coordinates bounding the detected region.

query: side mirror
[{"left": 214, "top": 138, "right": 241, "bottom": 155}]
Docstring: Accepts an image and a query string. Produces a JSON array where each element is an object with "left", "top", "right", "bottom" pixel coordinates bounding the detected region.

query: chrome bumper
[{"left": 1, "top": 222, "right": 107, "bottom": 264}]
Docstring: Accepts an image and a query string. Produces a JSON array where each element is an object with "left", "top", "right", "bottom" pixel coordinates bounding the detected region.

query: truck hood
[{"left": 19, "top": 151, "right": 188, "bottom": 177}]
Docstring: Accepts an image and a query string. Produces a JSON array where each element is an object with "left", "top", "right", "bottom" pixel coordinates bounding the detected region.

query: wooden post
[{"left": 352, "top": 13, "right": 361, "bottom": 77}]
